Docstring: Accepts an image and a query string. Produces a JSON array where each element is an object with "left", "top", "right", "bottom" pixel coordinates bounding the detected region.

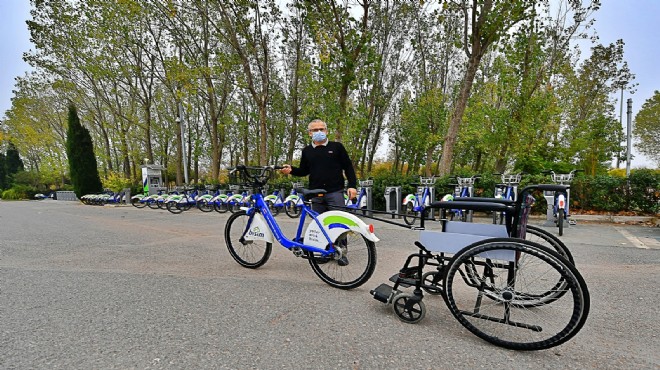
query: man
[{"left": 281, "top": 119, "right": 358, "bottom": 213}]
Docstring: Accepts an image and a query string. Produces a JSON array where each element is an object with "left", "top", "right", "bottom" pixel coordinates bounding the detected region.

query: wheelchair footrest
[
  {"left": 370, "top": 283, "right": 395, "bottom": 303},
  {"left": 389, "top": 273, "right": 417, "bottom": 288}
]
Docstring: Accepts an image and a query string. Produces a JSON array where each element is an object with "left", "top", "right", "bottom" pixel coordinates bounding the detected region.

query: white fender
[
  {"left": 402, "top": 194, "right": 416, "bottom": 205},
  {"left": 284, "top": 194, "right": 300, "bottom": 203},
  {"left": 243, "top": 212, "right": 275, "bottom": 243},
  {"left": 303, "top": 210, "right": 379, "bottom": 249},
  {"left": 557, "top": 194, "right": 566, "bottom": 209}
]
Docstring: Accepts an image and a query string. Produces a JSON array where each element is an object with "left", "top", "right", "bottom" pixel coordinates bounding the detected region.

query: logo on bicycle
[{"left": 248, "top": 227, "right": 265, "bottom": 238}]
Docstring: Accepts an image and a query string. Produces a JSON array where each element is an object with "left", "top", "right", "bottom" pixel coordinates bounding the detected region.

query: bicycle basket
[
  {"left": 456, "top": 177, "right": 475, "bottom": 186},
  {"left": 420, "top": 177, "right": 436, "bottom": 186},
  {"left": 551, "top": 173, "right": 574, "bottom": 183},
  {"left": 359, "top": 179, "right": 374, "bottom": 187},
  {"left": 501, "top": 174, "right": 522, "bottom": 184}
]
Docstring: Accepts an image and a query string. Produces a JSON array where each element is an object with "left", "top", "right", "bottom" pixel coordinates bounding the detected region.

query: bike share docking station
[
  {"left": 384, "top": 186, "right": 402, "bottom": 218},
  {"left": 141, "top": 164, "right": 165, "bottom": 196}
]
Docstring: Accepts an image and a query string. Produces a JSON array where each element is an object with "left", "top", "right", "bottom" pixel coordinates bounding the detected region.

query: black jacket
[{"left": 290, "top": 141, "right": 357, "bottom": 193}]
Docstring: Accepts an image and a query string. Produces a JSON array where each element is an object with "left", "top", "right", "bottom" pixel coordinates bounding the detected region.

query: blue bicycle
[
  {"left": 443, "top": 175, "right": 481, "bottom": 222},
  {"left": 402, "top": 177, "right": 436, "bottom": 226},
  {"left": 345, "top": 178, "right": 373, "bottom": 215},
  {"left": 542, "top": 169, "right": 582, "bottom": 236},
  {"left": 224, "top": 165, "right": 379, "bottom": 289},
  {"left": 492, "top": 172, "right": 524, "bottom": 224}
]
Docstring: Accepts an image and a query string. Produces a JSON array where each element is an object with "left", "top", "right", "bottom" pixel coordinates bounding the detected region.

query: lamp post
[{"left": 626, "top": 98, "right": 632, "bottom": 178}]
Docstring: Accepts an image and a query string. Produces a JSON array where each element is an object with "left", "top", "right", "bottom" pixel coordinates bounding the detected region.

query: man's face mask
[{"left": 312, "top": 130, "right": 327, "bottom": 142}]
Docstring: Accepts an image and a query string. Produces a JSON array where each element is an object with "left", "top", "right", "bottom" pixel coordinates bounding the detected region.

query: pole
[
  {"left": 626, "top": 98, "right": 632, "bottom": 177},
  {"left": 179, "top": 101, "right": 189, "bottom": 185},
  {"left": 617, "top": 87, "right": 624, "bottom": 168}
]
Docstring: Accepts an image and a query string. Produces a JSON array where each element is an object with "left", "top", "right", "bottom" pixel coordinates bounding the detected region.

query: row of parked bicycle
[{"left": 82, "top": 169, "right": 580, "bottom": 236}]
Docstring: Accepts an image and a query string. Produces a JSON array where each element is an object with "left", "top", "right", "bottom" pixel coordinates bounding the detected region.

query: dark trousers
[{"left": 311, "top": 190, "right": 345, "bottom": 213}]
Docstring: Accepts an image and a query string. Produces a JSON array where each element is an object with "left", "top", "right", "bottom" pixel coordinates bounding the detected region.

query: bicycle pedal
[{"left": 291, "top": 247, "right": 304, "bottom": 257}]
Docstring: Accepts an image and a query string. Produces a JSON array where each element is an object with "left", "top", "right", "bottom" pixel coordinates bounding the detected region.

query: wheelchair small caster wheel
[
  {"left": 392, "top": 293, "right": 426, "bottom": 324},
  {"left": 421, "top": 271, "right": 443, "bottom": 295}
]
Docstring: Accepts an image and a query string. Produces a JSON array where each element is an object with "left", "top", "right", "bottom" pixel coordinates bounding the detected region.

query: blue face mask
[{"left": 312, "top": 130, "right": 327, "bottom": 142}]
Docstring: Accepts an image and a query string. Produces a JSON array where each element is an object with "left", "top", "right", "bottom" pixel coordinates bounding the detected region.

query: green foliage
[
  {"left": 65, "top": 105, "right": 103, "bottom": 198},
  {"left": 102, "top": 171, "right": 134, "bottom": 193},
  {"left": 634, "top": 91, "right": 660, "bottom": 165},
  {"left": 1, "top": 184, "right": 38, "bottom": 200}
]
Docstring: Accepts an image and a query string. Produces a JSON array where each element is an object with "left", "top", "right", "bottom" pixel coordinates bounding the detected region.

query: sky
[{"left": 0, "top": 1, "right": 658, "bottom": 168}]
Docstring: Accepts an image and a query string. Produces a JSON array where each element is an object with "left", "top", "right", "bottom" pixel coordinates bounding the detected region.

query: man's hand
[
  {"left": 281, "top": 164, "right": 292, "bottom": 175},
  {"left": 347, "top": 187, "right": 357, "bottom": 200}
]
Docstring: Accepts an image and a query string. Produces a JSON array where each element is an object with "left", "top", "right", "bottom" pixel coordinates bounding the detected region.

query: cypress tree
[
  {"left": 0, "top": 153, "right": 6, "bottom": 190},
  {"left": 65, "top": 104, "right": 103, "bottom": 198},
  {"left": 5, "top": 142, "right": 24, "bottom": 177}
]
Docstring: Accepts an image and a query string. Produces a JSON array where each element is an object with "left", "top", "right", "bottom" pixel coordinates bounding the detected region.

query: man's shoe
[{"left": 337, "top": 256, "right": 349, "bottom": 266}]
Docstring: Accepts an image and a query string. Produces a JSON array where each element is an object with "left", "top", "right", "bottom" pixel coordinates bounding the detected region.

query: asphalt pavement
[{"left": 1, "top": 199, "right": 658, "bottom": 369}]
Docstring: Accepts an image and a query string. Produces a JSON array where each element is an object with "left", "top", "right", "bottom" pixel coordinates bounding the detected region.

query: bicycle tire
[
  {"left": 147, "top": 200, "right": 160, "bottom": 209},
  {"left": 224, "top": 210, "right": 272, "bottom": 268},
  {"left": 403, "top": 203, "right": 417, "bottom": 226},
  {"left": 558, "top": 209, "right": 564, "bottom": 236},
  {"left": 197, "top": 199, "right": 214, "bottom": 212},
  {"left": 443, "top": 238, "right": 589, "bottom": 351},
  {"left": 307, "top": 231, "right": 377, "bottom": 289},
  {"left": 131, "top": 198, "right": 147, "bottom": 208},
  {"left": 168, "top": 201, "right": 185, "bottom": 214},
  {"left": 214, "top": 201, "right": 228, "bottom": 213},
  {"left": 284, "top": 201, "right": 301, "bottom": 218},
  {"left": 266, "top": 199, "right": 281, "bottom": 216}
]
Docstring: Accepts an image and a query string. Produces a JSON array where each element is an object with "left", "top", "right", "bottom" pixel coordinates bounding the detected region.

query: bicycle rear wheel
[
  {"left": 558, "top": 209, "right": 564, "bottom": 236},
  {"left": 224, "top": 210, "right": 272, "bottom": 268},
  {"left": 307, "top": 231, "right": 377, "bottom": 289},
  {"left": 444, "top": 239, "right": 589, "bottom": 350}
]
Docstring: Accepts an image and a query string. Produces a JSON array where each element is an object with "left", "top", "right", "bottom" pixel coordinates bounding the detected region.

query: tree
[
  {"left": 634, "top": 91, "right": 660, "bottom": 166},
  {"left": 65, "top": 105, "right": 103, "bottom": 198},
  {"left": 0, "top": 153, "right": 6, "bottom": 190},
  {"left": 5, "top": 142, "right": 25, "bottom": 178}
]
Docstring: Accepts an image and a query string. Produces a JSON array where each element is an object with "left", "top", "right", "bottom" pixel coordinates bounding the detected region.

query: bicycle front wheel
[
  {"left": 307, "top": 231, "right": 377, "bottom": 289},
  {"left": 224, "top": 210, "right": 272, "bottom": 268},
  {"left": 444, "top": 238, "right": 589, "bottom": 351},
  {"left": 558, "top": 209, "right": 565, "bottom": 236},
  {"left": 403, "top": 203, "right": 417, "bottom": 226},
  {"left": 284, "top": 201, "right": 301, "bottom": 218}
]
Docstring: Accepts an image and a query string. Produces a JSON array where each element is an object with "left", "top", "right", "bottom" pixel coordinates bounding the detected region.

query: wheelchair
[{"left": 370, "top": 184, "right": 590, "bottom": 351}]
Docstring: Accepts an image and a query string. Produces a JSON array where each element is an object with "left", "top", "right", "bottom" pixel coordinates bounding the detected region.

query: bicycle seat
[{"left": 300, "top": 188, "right": 327, "bottom": 201}]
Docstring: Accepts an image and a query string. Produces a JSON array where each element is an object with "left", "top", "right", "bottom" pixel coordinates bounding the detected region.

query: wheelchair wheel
[
  {"left": 524, "top": 225, "right": 574, "bottom": 265},
  {"left": 443, "top": 239, "right": 589, "bottom": 351},
  {"left": 224, "top": 210, "right": 272, "bottom": 268},
  {"left": 421, "top": 271, "right": 443, "bottom": 295},
  {"left": 392, "top": 293, "right": 426, "bottom": 324}
]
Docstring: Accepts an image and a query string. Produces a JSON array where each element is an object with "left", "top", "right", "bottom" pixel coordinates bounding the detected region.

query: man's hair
[{"left": 307, "top": 119, "right": 327, "bottom": 131}]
